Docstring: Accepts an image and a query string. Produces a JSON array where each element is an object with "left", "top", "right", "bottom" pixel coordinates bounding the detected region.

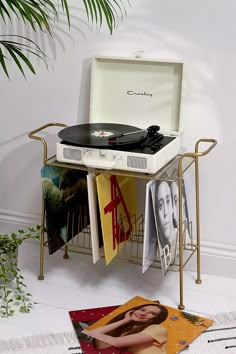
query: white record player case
[{"left": 56, "top": 56, "right": 185, "bottom": 174}]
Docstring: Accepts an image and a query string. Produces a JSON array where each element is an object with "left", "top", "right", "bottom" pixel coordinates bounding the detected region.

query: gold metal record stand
[{"left": 29, "top": 122, "right": 217, "bottom": 310}]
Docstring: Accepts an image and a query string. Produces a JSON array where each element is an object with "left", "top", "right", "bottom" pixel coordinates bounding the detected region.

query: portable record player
[{"left": 56, "top": 56, "right": 185, "bottom": 174}]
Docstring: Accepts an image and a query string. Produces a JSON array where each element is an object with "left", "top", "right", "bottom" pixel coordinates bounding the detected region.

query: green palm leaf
[
  {"left": 61, "top": 0, "right": 70, "bottom": 28},
  {"left": 2, "top": 0, "right": 57, "bottom": 31},
  {"left": 83, "top": 0, "right": 129, "bottom": 33},
  {"left": 0, "top": 35, "right": 47, "bottom": 79},
  {"left": 3, "top": 44, "right": 34, "bottom": 77},
  {"left": 0, "top": 0, "right": 130, "bottom": 78},
  {"left": 0, "top": 1, "right": 11, "bottom": 22},
  {"left": 0, "top": 47, "right": 9, "bottom": 77}
]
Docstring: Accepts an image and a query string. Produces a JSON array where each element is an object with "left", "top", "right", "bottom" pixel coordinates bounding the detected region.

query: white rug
[
  {"left": 1, "top": 312, "right": 236, "bottom": 354},
  {"left": 0, "top": 331, "right": 81, "bottom": 354},
  {"left": 187, "top": 311, "right": 236, "bottom": 353}
]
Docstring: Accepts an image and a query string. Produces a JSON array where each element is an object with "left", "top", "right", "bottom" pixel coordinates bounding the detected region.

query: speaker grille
[
  {"left": 127, "top": 156, "right": 147, "bottom": 169},
  {"left": 63, "top": 148, "right": 82, "bottom": 161}
]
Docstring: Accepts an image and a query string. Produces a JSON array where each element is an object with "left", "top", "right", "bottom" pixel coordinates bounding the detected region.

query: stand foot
[
  {"left": 38, "top": 275, "right": 44, "bottom": 280},
  {"left": 178, "top": 304, "right": 185, "bottom": 310},
  {"left": 63, "top": 254, "right": 69, "bottom": 259},
  {"left": 196, "top": 279, "right": 202, "bottom": 284}
]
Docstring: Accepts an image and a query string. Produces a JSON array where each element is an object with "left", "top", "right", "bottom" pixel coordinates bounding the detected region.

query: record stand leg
[
  {"left": 38, "top": 198, "right": 46, "bottom": 280},
  {"left": 177, "top": 156, "right": 184, "bottom": 310},
  {"left": 195, "top": 150, "right": 202, "bottom": 286},
  {"left": 63, "top": 245, "right": 69, "bottom": 259}
]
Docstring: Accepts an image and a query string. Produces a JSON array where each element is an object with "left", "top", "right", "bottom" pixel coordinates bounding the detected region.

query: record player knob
[{"left": 147, "top": 125, "right": 160, "bottom": 136}]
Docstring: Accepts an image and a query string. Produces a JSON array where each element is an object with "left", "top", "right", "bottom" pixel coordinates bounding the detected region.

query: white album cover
[
  {"left": 170, "top": 179, "right": 191, "bottom": 247},
  {"left": 151, "top": 180, "right": 178, "bottom": 277},
  {"left": 87, "top": 172, "right": 104, "bottom": 264},
  {"left": 159, "top": 158, "right": 191, "bottom": 246},
  {"left": 142, "top": 180, "right": 159, "bottom": 273},
  {"left": 163, "top": 158, "right": 192, "bottom": 247},
  {"left": 150, "top": 175, "right": 191, "bottom": 277}
]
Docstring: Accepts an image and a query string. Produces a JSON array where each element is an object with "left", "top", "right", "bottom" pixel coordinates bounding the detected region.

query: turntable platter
[{"left": 58, "top": 123, "right": 147, "bottom": 149}]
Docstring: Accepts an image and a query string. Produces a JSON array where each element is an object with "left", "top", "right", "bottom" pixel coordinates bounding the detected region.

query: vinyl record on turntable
[{"left": 58, "top": 123, "right": 147, "bottom": 149}]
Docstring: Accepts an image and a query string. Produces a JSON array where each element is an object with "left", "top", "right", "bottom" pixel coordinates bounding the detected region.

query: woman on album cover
[
  {"left": 152, "top": 180, "right": 177, "bottom": 271},
  {"left": 171, "top": 179, "right": 191, "bottom": 246},
  {"left": 82, "top": 303, "right": 168, "bottom": 354}
]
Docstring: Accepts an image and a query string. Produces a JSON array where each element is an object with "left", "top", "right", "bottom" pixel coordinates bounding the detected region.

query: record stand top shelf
[
  {"left": 29, "top": 122, "right": 217, "bottom": 182},
  {"left": 28, "top": 122, "right": 217, "bottom": 310}
]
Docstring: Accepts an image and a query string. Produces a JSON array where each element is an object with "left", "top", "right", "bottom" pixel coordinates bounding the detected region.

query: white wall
[{"left": 1, "top": 0, "right": 236, "bottom": 276}]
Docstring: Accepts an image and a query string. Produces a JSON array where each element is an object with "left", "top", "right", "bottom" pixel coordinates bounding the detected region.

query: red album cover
[{"left": 69, "top": 304, "right": 126, "bottom": 353}]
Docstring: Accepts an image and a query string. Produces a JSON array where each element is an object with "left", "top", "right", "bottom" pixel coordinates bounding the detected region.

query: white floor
[{"left": 1, "top": 241, "right": 236, "bottom": 341}]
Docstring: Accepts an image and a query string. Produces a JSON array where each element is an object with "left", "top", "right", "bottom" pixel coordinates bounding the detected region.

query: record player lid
[{"left": 89, "top": 56, "right": 185, "bottom": 136}]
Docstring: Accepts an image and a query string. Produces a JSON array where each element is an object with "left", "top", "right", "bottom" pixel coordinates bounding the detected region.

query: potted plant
[{"left": 0, "top": 225, "right": 41, "bottom": 317}]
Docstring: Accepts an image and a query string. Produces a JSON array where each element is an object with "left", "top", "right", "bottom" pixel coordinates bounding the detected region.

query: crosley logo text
[{"left": 127, "top": 90, "right": 152, "bottom": 98}]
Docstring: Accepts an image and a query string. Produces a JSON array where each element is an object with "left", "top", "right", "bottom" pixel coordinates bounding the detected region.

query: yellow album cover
[
  {"left": 82, "top": 295, "right": 214, "bottom": 354},
  {"left": 96, "top": 174, "right": 137, "bottom": 265}
]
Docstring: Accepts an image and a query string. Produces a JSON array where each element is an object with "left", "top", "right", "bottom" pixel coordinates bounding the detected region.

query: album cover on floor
[
  {"left": 96, "top": 174, "right": 138, "bottom": 265},
  {"left": 69, "top": 304, "right": 120, "bottom": 354},
  {"left": 69, "top": 295, "right": 213, "bottom": 354}
]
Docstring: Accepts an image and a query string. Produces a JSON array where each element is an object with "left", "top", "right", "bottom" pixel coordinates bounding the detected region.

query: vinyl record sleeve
[
  {"left": 76, "top": 295, "right": 213, "bottom": 354},
  {"left": 87, "top": 172, "right": 104, "bottom": 264},
  {"left": 150, "top": 174, "right": 191, "bottom": 277},
  {"left": 159, "top": 158, "right": 191, "bottom": 245},
  {"left": 96, "top": 174, "right": 138, "bottom": 265},
  {"left": 142, "top": 180, "right": 159, "bottom": 273},
  {"left": 151, "top": 180, "right": 178, "bottom": 277},
  {"left": 170, "top": 178, "right": 191, "bottom": 247},
  {"left": 41, "top": 166, "right": 89, "bottom": 255}
]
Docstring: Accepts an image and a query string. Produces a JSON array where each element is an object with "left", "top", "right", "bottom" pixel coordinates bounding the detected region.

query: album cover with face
[
  {"left": 159, "top": 158, "right": 192, "bottom": 247},
  {"left": 69, "top": 295, "right": 213, "bottom": 354},
  {"left": 151, "top": 180, "right": 177, "bottom": 276},
  {"left": 150, "top": 174, "right": 191, "bottom": 276},
  {"left": 142, "top": 180, "right": 159, "bottom": 273},
  {"left": 170, "top": 178, "right": 191, "bottom": 248}
]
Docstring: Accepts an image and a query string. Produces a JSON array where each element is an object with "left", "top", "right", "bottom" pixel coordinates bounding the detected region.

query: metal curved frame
[{"left": 29, "top": 123, "right": 217, "bottom": 308}]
